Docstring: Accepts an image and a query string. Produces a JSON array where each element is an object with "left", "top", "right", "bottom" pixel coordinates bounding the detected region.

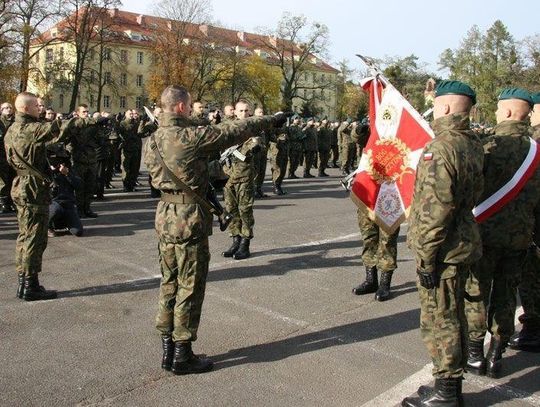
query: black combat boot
[
  {"left": 352, "top": 266, "right": 378, "bottom": 295},
  {"left": 1, "top": 197, "right": 15, "bottom": 213},
  {"left": 374, "top": 271, "right": 393, "bottom": 301},
  {"left": 403, "top": 378, "right": 463, "bottom": 406},
  {"left": 22, "top": 274, "right": 57, "bottom": 301},
  {"left": 273, "top": 185, "right": 286, "bottom": 196},
  {"left": 255, "top": 187, "right": 267, "bottom": 198},
  {"left": 233, "top": 238, "right": 251, "bottom": 260},
  {"left": 303, "top": 171, "right": 314, "bottom": 178},
  {"left": 171, "top": 341, "right": 213, "bottom": 375},
  {"left": 288, "top": 173, "right": 298, "bottom": 179},
  {"left": 466, "top": 339, "right": 486, "bottom": 375},
  {"left": 509, "top": 326, "right": 540, "bottom": 352},
  {"left": 16, "top": 273, "right": 24, "bottom": 299},
  {"left": 485, "top": 337, "right": 506, "bottom": 378},
  {"left": 222, "top": 236, "right": 241, "bottom": 257},
  {"left": 318, "top": 170, "right": 329, "bottom": 177},
  {"left": 84, "top": 204, "right": 98, "bottom": 218},
  {"left": 161, "top": 335, "right": 174, "bottom": 371}
]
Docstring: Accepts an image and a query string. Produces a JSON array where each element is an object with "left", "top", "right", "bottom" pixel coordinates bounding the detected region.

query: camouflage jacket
[
  {"left": 5, "top": 112, "right": 72, "bottom": 206},
  {"left": 303, "top": 125, "right": 318, "bottom": 152},
  {"left": 64, "top": 118, "right": 101, "bottom": 165},
  {"left": 117, "top": 119, "right": 142, "bottom": 152},
  {"left": 143, "top": 112, "right": 273, "bottom": 243},
  {"left": 407, "top": 112, "right": 484, "bottom": 275},
  {"left": 317, "top": 125, "right": 332, "bottom": 150},
  {"left": 352, "top": 124, "right": 370, "bottom": 148},
  {"left": 338, "top": 122, "right": 353, "bottom": 145},
  {"left": 0, "top": 115, "right": 15, "bottom": 158},
  {"left": 479, "top": 120, "right": 540, "bottom": 250},
  {"left": 288, "top": 124, "right": 304, "bottom": 151},
  {"left": 223, "top": 118, "right": 264, "bottom": 183},
  {"left": 530, "top": 124, "right": 540, "bottom": 141}
]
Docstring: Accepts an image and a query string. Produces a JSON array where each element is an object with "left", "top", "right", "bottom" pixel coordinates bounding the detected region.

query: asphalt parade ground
[{"left": 1, "top": 165, "right": 539, "bottom": 407}]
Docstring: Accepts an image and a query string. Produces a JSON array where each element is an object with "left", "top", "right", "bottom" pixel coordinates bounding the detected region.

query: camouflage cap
[
  {"left": 498, "top": 88, "right": 533, "bottom": 107},
  {"left": 530, "top": 92, "right": 540, "bottom": 105},
  {"left": 435, "top": 80, "right": 476, "bottom": 105}
]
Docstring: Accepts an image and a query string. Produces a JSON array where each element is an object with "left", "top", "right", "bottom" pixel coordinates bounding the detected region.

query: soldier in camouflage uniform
[
  {"left": 269, "top": 118, "right": 289, "bottom": 195},
  {"left": 253, "top": 107, "right": 269, "bottom": 198},
  {"left": 329, "top": 121, "right": 339, "bottom": 168},
  {"left": 116, "top": 110, "right": 141, "bottom": 192},
  {"left": 509, "top": 91, "right": 540, "bottom": 352},
  {"left": 5, "top": 92, "right": 75, "bottom": 301},
  {"left": 338, "top": 119, "right": 356, "bottom": 175},
  {"left": 221, "top": 100, "right": 264, "bottom": 260},
  {"left": 317, "top": 118, "right": 331, "bottom": 176},
  {"left": 464, "top": 89, "right": 540, "bottom": 379},
  {"left": 65, "top": 105, "right": 103, "bottom": 218},
  {"left": 143, "top": 85, "right": 282, "bottom": 375},
  {"left": 287, "top": 116, "right": 303, "bottom": 178},
  {"left": 0, "top": 102, "right": 16, "bottom": 213},
  {"left": 403, "top": 81, "right": 483, "bottom": 407},
  {"left": 302, "top": 118, "right": 317, "bottom": 178}
]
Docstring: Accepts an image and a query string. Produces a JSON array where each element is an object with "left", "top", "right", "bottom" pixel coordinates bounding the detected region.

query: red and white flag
[{"left": 349, "top": 76, "right": 434, "bottom": 233}]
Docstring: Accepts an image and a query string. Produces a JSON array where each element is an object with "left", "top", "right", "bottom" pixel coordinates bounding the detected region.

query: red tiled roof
[{"left": 37, "top": 8, "right": 339, "bottom": 73}]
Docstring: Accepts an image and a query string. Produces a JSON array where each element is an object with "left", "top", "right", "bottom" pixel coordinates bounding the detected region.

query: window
[
  {"left": 90, "top": 70, "right": 95, "bottom": 82},
  {"left": 321, "top": 73, "right": 326, "bottom": 82},
  {"left": 120, "top": 50, "right": 128, "bottom": 63},
  {"left": 135, "top": 96, "right": 142, "bottom": 109},
  {"left": 104, "top": 71, "right": 111, "bottom": 84},
  {"left": 119, "top": 96, "right": 126, "bottom": 109},
  {"left": 45, "top": 48, "right": 53, "bottom": 63},
  {"left": 103, "top": 47, "right": 111, "bottom": 61},
  {"left": 89, "top": 94, "right": 94, "bottom": 108},
  {"left": 59, "top": 94, "right": 64, "bottom": 108},
  {"left": 120, "top": 73, "right": 127, "bottom": 86},
  {"left": 103, "top": 95, "right": 110, "bottom": 108},
  {"left": 136, "top": 74, "right": 143, "bottom": 87},
  {"left": 59, "top": 47, "right": 64, "bottom": 61},
  {"left": 136, "top": 51, "right": 143, "bottom": 64}
]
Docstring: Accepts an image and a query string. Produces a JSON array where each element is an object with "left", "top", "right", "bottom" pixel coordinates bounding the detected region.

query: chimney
[
  {"left": 199, "top": 24, "right": 208, "bottom": 36},
  {"left": 136, "top": 14, "right": 145, "bottom": 26},
  {"left": 108, "top": 8, "right": 118, "bottom": 18},
  {"left": 237, "top": 31, "right": 245, "bottom": 42}
]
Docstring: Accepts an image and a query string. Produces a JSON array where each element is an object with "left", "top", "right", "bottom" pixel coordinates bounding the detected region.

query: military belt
[{"left": 160, "top": 192, "right": 196, "bottom": 204}]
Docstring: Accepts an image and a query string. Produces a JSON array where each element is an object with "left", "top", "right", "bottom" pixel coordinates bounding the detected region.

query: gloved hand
[
  {"left": 417, "top": 268, "right": 439, "bottom": 289},
  {"left": 97, "top": 116, "right": 111, "bottom": 125},
  {"left": 273, "top": 111, "right": 293, "bottom": 128},
  {"left": 115, "top": 112, "right": 124, "bottom": 122}
]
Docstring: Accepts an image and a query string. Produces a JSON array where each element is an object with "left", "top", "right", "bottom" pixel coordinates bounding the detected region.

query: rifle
[{"left": 219, "top": 145, "right": 247, "bottom": 166}]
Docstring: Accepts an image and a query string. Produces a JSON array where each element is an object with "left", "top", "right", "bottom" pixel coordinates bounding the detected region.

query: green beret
[
  {"left": 435, "top": 80, "right": 477, "bottom": 105},
  {"left": 530, "top": 92, "right": 540, "bottom": 105},
  {"left": 498, "top": 88, "right": 533, "bottom": 107}
]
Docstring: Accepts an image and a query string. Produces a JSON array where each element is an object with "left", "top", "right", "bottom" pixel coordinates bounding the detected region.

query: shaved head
[
  {"left": 14, "top": 92, "right": 40, "bottom": 118},
  {"left": 234, "top": 100, "right": 251, "bottom": 119},
  {"left": 495, "top": 99, "right": 531, "bottom": 124},
  {"left": 433, "top": 94, "right": 473, "bottom": 120},
  {"left": 161, "top": 85, "right": 191, "bottom": 116},
  {"left": 254, "top": 107, "right": 264, "bottom": 117},
  {"left": 223, "top": 104, "right": 234, "bottom": 117}
]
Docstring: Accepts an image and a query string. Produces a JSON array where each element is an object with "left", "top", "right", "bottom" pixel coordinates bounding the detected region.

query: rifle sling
[
  {"left": 12, "top": 148, "right": 51, "bottom": 184},
  {"left": 150, "top": 135, "right": 217, "bottom": 215}
]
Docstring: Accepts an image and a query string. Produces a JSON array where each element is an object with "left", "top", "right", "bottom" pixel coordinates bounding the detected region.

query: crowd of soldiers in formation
[{"left": 0, "top": 98, "right": 369, "bottom": 238}]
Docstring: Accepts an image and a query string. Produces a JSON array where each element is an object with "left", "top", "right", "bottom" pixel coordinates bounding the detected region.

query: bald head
[
  {"left": 235, "top": 100, "right": 251, "bottom": 119},
  {"left": 223, "top": 105, "right": 234, "bottom": 118},
  {"left": 161, "top": 85, "right": 191, "bottom": 116},
  {"left": 495, "top": 99, "right": 531, "bottom": 124},
  {"left": 254, "top": 107, "right": 264, "bottom": 117},
  {"left": 433, "top": 94, "right": 473, "bottom": 120},
  {"left": 14, "top": 92, "right": 40, "bottom": 118}
]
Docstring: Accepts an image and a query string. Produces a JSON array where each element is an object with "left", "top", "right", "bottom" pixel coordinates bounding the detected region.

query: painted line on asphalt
[{"left": 361, "top": 307, "right": 540, "bottom": 407}]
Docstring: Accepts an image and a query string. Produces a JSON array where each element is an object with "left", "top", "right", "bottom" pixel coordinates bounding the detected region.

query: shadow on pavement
[
  {"left": 212, "top": 308, "right": 420, "bottom": 369},
  {"left": 59, "top": 277, "right": 160, "bottom": 298}
]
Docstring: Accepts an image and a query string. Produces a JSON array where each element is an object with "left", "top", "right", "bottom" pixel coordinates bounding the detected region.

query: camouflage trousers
[
  {"left": 318, "top": 149, "right": 330, "bottom": 174},
  {"left": 15, "top": 204, "right": 49, "bottom": 276},
  {"left": 418, "top": 263, "right": 468, "bottom": 379},
  {"left": 72, "top": 161, "right": 96, "bottom": 212},
  {"left": 341, "top": 142, "right": 356, "bottom": 172},
  {"left": 121, "top": 149, "right": 139, "bottom": 189},
  {"left": 288, "top": 147, "right": 303, "bottom": 176},
  {"left": 224, "top": 181, "right": 255, "bottom": 239},
  {"left": 358, "top": 209, "right": 399, "bottom": 272},
  {"left": 254, "top": 147, "right": 268, "bottom": 191},
  {"left": 303, "top": 151, "right": 317, "bottom": 174},
  {"left": 518, "top": 245, "right": 540, "bottom": 329},
  {"left": 156, "top": 237, "right": 210, "bottom": 342},
  {"left": 465, "top": 247, "right": 525, "bottom": 342},
  {"left": 271, "top": 146, "right": 288, "bottom": 187}
]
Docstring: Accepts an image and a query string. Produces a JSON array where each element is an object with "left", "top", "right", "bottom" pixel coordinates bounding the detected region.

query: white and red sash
[{"left": 473, "top": 137, "right": 540, "bottom": 223}]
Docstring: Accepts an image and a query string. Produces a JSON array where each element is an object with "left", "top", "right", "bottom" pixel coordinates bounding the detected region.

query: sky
[{"left": 123, "top": 0, "right": 540, "bottom": 76}]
